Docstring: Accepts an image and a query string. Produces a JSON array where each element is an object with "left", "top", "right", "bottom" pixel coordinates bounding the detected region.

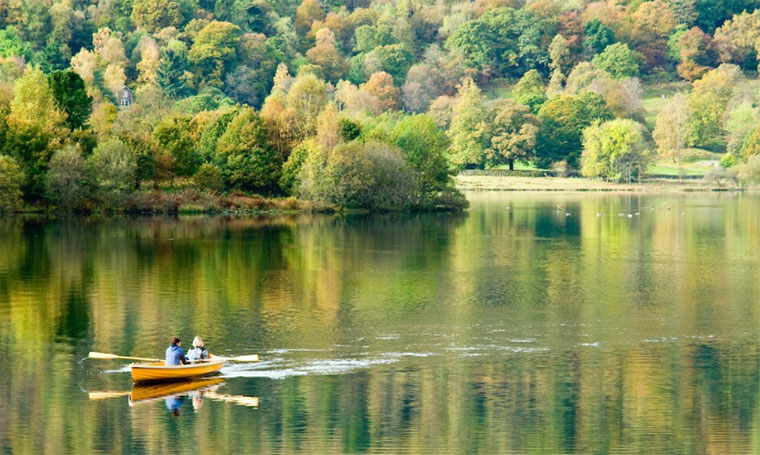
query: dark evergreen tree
[
  {"left": 48, "top": 71, "right": 93, "bottom": 131},
  {"left": 157, "top": 47, "right": 192, "bottom": 99}
]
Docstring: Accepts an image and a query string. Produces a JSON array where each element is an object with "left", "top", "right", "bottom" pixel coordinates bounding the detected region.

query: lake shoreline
[{"left": 456, "top": 175, "right": 747, "bottom": 193}]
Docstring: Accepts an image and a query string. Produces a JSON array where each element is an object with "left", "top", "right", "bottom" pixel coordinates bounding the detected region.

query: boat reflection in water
[{"left": 89, "top": 378, "right": 259, "bottom": 417}]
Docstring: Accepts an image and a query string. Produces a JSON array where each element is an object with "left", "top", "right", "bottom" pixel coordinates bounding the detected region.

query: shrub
[
  {"left": 0, "top": 155, "right": 24, "bottom": 211},
  {"left": 88, "top": 138, "right": 138, "bottom": 194},
  {"left": 46, "top": 145, "right": 90, "bottom": 209},
  {"left": 193, "top": 163, "right": 224, "bottom": 193},
  {"left": 737, "top": 155, "right": 760, "bottom": 185}
]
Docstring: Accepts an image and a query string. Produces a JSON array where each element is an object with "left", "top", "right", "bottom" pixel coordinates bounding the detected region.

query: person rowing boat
[{"left": 165, "top": 336, "right": 189, "bottom": 365}]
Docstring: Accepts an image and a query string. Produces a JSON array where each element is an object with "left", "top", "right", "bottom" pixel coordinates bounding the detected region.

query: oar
[
  {"left": 211, "top": 354, "right": 259, "bottom": 362},
  {"left": 205, "top": 391, "right": 259, "bottom": 408},
  {"left": 88, "top": 391, "right": 132, "bottom": 400},
  {"left": 88, "top": 351, "right": 160, "bottom": 362}
]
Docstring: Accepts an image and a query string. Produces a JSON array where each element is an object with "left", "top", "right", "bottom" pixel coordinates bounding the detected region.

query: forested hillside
[{"left": 1, "top": 0, "right": 760, "bottom": 212}]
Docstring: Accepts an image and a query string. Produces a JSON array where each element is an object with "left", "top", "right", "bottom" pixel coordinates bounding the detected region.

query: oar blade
[
  {"left": 210, "top": 354, "right": 259, "bottom": 362},
  {"left": 89, "top": 391, "right": 130, "bottom": 400},
  {"left": 89, "top": 351, "right": 119, "bottom": 359},
  {"left": 231, "top": 354, "right": 259, "bottom": 362}
]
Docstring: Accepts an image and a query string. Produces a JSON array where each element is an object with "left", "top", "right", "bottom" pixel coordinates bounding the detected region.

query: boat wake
[{"left": 219, "top": 351, "right": 439, "bottom": 380}]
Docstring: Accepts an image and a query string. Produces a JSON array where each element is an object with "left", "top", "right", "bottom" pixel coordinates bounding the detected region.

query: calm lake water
[{"left": 1, "top": 191, "right": 759, "bottom": 454}]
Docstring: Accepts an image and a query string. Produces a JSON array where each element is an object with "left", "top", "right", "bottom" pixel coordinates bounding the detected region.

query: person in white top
[{"left": 187, "top": 336, "right": 209, "bottom": 362}]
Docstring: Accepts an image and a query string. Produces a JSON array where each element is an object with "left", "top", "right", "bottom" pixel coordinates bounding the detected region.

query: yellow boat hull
[{"left": 130, "top": 359, "right": 224, "bottom": 383}]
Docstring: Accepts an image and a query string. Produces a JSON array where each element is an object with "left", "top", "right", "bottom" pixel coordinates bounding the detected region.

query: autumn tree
[
  {"left": 188, "top": 21, "right": 243, "bottom": 88},
  {"left": 305, "top": 28, "right": 349, "bottom": 82},
  {"left": 362, "top": 71, "right": 399, "bottom": 112},
  {"left": 713, "top": 10, "right": 760, "bottom": 71},
  {"left": 676, "top": 26, "right": 717, "bottom": 80},
  {"left": 131, "top": 0, "right": 182, "bottom": 33},
  {"left": 687, "top": 64, "right": 741, "bottom": 150},
  {"left": 653, "top": 93, "right": 689, "bottom": 168},
  {"left": 630, "top": 1, "right": 677, "bottom": 68},
  {"left": 284, "top": 72, "right": 328, "bottom": 141},
  {"left": 295, "top": 0, "right": 324, "bottom": 37},
  {"left": 4, "top": 67, "right": 68, "bottom": 197}
]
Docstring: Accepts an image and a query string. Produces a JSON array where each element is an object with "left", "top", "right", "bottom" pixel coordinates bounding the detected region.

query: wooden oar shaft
[{"left": 89, "top": 351, "right": 159, "bottom": 362}]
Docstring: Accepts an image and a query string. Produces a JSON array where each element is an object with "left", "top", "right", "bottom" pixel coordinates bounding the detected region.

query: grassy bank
[
  {"left": 13, "top": 190, "right": 314, "bottom": 215},
  {"left": 455, "top": 174, "right": 740, "bottom": 192}
]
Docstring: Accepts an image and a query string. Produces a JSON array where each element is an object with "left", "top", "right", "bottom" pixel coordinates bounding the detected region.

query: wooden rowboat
[{"left": 130, "top": 358, "right": 224, "bottom": 383}]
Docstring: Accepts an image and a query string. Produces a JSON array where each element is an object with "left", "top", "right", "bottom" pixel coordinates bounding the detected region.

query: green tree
[
  {"left": 448, "top": 77, "right": 488, "bottom": 168},
  {"left": 446, "top": 7, "right": 554, "bottom": 78},
  {"left": 485, "top": 100, "right": 541, "bottom": 171},
  {"left": 0, "top": 155, "right": 24, "bottom": 211},
  {"left": 280, "top": 138, "right": 318, "bottom": 194},
  {"left": 354, "top": 24, "right": 395, "bottom": 53},
  {"left": 513, "top": 70, "right": 547, "bottom": 113},
  {"left": 216, "top": 107, "right": 281, "bottom": 192},
  {"left": 583, "top": 19, "right": 615, "bottom": 55},
  {"left": 592, "top": 43, "right": 642, "bottom": 80},
  {"left": 694, "top": 0, "right": 758, "bottom": 33},
  {"left": 157, "top": 41, "right": 192, "bottom": 99},
  {"left": 535, "top": 92, "right": 613, "bottom": 168},
  {"left": 393, "top": 114, "right": 453, "bottom": 200},
  {"left": 48, "top": 71, "right": 93, "bottom": 131},
  {"left": 153, "top": 115, "right": 201, "bottom": 179},
  {"left": 581, "top": 119, "right": 652, "bottom": 181},
  {"left": 369, "top": 44, "right": 414, "bottom": 85},
  {"left": 0, "top": 26, "right": 33, "bottom": 61},
  {"left": 725, "top": 102, "right": 760, "bottom": 157}
]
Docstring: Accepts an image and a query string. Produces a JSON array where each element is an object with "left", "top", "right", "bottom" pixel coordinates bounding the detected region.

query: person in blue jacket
[{"left": 165, "top": 336, "right": 189, "bottom": 365}]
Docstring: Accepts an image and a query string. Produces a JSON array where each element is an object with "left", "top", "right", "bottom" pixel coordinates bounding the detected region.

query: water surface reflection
[{"left": 0, "top": 192, "right": 759, "bottom": 454}]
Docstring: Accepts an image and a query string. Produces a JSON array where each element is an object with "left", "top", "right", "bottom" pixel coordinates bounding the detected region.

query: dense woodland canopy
[{"left": 1, "top": 0, "right": 760, "bottom": 211}]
